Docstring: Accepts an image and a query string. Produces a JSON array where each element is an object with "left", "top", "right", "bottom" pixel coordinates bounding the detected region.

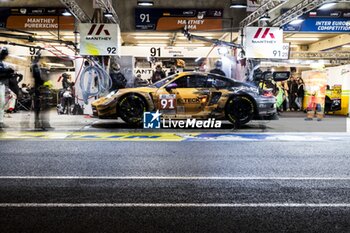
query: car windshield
[{"left": 150, "top": 74, "right": 178, "bottom": 88}]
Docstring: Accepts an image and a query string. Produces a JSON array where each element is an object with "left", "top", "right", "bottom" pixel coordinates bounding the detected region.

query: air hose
[{"left": 79, "top": 61, "right": 112, "bottom": 104}]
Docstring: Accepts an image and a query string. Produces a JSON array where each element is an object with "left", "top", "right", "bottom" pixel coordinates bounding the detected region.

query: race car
[{"left": 92, "top": 71, "right": 289, "bottom": 126}]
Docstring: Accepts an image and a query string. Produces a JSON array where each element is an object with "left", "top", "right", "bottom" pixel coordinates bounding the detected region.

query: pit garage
[{"left": 0, "top": 0, "right": 350, "bottom": 232}]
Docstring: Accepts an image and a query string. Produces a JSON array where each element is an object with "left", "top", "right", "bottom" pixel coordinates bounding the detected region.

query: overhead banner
[
  {"left": 0, "top": 7, "right": 74, "bottom": 30},
  {"left": 247, "top": 0, "right": 261, "bottom": 12},
  {"left": 283, "top": 10, "right": 350, "bottom": 33},
  {"left": 135, "top": 8, "right": 223, "bottom": 31},
  {"left": 79, "top": 23, "right": 121, "bottom": 56},
  {"left": 120, "top": 46, "right": 222, "bottom": 58},
  {"left": 244, "top": 27, "right": 284, "bottom": 59}
]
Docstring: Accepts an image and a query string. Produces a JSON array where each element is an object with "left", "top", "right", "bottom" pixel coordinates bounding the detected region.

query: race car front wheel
[
  {"left": 225, "top": 96, "right": 255, "bottom": 126},
  {"left": 118, "top": 94, "right": 147, "bottom": 125}
]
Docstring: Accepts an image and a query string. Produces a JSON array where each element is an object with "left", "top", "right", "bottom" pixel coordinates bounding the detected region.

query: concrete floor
[
  {"left": 1, "top": 109, "right": 348, "bottom": 133},
  {"left": 0, "top": 140, "right": 350, "bottom": 232},
  {"left": 1, "top": 109, "right": 350, "bottom": 232}
]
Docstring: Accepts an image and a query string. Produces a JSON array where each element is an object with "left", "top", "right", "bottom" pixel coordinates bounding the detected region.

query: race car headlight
[
  {"left": 106, "top": 90, "right": 116, "bottom": 98},
  {"left": 102, "top": 98, "right": 116, "bottom": 106}
]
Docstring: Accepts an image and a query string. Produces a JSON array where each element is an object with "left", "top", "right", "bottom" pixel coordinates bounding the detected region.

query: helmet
[
  {"left": 0, "top": 47, "right": 9, "bottom": 60},
  {"left": 62, "top": 73, "right": 70, "bottom": 79},
  {"left": 111, "top": 62, "right": 120, "bottom": 71},
  {"left": 214, "top": 60, "right": 222, "bottom": 68}
]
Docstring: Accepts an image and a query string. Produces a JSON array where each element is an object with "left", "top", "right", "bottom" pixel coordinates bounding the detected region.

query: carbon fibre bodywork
[{"left": 91, "top": 72, "right": 276, "bottom": 124}]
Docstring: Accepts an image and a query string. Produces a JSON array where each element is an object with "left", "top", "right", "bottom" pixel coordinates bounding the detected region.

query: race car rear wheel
[
  {"left": 118, "top": 94, "right": 147, "bottom": 125},
  {"left": 225, "top": 96, "right": 255, "bottom": 126}
]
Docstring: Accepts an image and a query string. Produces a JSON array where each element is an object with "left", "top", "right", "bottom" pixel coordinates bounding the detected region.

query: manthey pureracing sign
[
  {"left": 244, "top": 27, "right": 285, "bottom": 59},
  {"left": 79, "top": 23, "right": 121, "bottom": 56}
]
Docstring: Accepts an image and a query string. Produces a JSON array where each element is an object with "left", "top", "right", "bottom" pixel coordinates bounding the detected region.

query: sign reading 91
[{"left": 159, "top": 94, "right": 176, "bottom": 110}]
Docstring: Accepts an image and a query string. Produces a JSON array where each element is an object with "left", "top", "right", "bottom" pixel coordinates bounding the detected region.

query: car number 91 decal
[{"left": 159, "top": 94, "right": 176, "bottom": 110}]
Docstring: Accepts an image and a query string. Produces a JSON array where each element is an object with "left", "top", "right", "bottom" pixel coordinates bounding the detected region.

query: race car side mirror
[
  {"left": 273, "top": 71, "right": 290, "bottom": 82},
  {"left": 166, "top": 83, "right": 178, "bottom": 92}
]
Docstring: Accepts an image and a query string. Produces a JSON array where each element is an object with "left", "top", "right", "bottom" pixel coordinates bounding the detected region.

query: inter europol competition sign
[
  {"left": 79, "top": 23, "right": 120, "bottom": 56},
  {"left": 283, "top": 9, "right": 350, "bottom": 33},
  {"left": 244, "top": 27, "right": 284, "bottom": 59},
  {"left": 135, "top": 8, "right": 223, "bottom": 31}
]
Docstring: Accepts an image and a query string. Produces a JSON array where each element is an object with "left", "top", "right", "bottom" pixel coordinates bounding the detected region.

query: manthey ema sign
[
  {"left": 244, "top": 27, "right": 287, "bottom": 59},
  {"left": 79, "top": 23, "right": 121, "bottom": 56},
  {"left": 135, "top": 8, "right": 223, "bottom": 31}
]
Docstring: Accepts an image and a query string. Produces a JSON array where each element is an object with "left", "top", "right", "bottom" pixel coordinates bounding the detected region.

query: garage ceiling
[{"left": 0, "top": 0, "right": 349, "bottom": 50}]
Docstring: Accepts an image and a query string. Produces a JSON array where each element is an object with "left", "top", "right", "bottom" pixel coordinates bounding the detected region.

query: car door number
[{"left": 159, "top": 94, "right": 176, "bottom": 110}]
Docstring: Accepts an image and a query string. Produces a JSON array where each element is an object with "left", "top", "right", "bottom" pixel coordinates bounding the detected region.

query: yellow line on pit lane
[{"left": 0, "top": 132, "right": 193, "bottom": 141}]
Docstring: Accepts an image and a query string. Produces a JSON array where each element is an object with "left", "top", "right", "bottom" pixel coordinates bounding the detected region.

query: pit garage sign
[
  {"left": 135, "top": 8, "right": 223, "bottom": 31},
  {"left": 283, "top": 10, "right": 350, "bottom": 33},
  {"left": 79, "top": 23, "right": 120, "bottom": 56},
  {"left": 244, "top": 27, "right": 284, "bottom": 59}
]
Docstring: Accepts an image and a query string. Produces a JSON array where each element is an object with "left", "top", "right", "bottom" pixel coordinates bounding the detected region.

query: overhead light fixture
[
  {"left": 35, "top": 35, "right": 56, "bottom": 39},
  {"left": 62, "top": 10, "right": 72, "bottom": 16},
  {"left": 230, "top": 1, "right": 247, "bottom": 9},
  {"left": 137, "top": 43, "right": 168, "bottom": 46},
  {"left": 133, "top": 36, "right": 169, "bottom": 39},
  {"left": 195, "top": 57, "right": 203, "bottom": 62},
  {"left": 285, "top": 38, "right": 319, "bottom": 41},
  {"left": 218, "top": 47, "right": 229, "bottom": 55},
  {"left": 137, "top": 0, "right": 154, "bottom": 6},
  {"left": 175, "top": 43, "right": 206, "bottom": 47},
  {"left": 289, "top": 18, "right": 304, "bottom": 25},
  {"left": 62, "top": 35, "right": 79, "bottom": 39},
  {"left": 318, "top": 2, "right": 337, "bottom": 10},
  {"left": 342, "top": 45, "right": 350, "bottom": 48},
  {"left": 178, "top": 36, "right": 214, "bottom": 40},
  {"left": 259, "top": 9, "right": 270, "bottom": 22},
  {"left": 259, "top": 14, "right": 270, "bottom": 21},
  {"left": 104, "top": 12, "right": 113, "bottom": 18},
  {"left": 9, "top": 55, "right": 27, "bottom": 61}
]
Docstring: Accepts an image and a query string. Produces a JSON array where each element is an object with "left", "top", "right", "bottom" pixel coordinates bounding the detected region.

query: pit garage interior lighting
[
  {"left": 318, "top": 2, "right": 337, "bottom": 10},
  {"left": 137, "top": 0, "right": 154, "bottom": 6},
  {"left": 229, "top": 0, "right": 247, "bottom": 8}
]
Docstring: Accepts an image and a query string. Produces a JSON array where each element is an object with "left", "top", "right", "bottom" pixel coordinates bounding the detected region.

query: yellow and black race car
[{"left": 92, "top": 71, "right": 288, "bottom": 126}]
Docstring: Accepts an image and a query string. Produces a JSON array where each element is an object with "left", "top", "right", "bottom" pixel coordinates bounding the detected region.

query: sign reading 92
[
  {"left": 159, "top": 94, "right": 176, "bottom": 110},
  {"left": 79, "top": 23, "right": 120, "bottom": 56}
]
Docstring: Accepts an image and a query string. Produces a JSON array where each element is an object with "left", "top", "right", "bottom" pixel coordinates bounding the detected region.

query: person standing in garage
[
  {"left": 58, "top": 73, "right": 72, "bottom": 90},
  {"left": 151, "top": 65, "right": 166, "bottom": 83},
  {"left": 288, "top": 74, "right": 298, "bottom": 111},
  {"left": 32, "top": 53, "right": 52, "bottom": 130},
  {"left": 0, "top": 47, "right": 14, "bottom": 129},
  {"left": 295, "top": 78, "right": 305, "bottom": 111},
  {"left": 9, "top": 72, "right": 23, "bottom": 112},
  {"left": 210, "top": 60, "right": 226, "bottom": 77}
]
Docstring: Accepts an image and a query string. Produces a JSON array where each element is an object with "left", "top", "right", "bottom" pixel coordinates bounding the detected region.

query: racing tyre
[
  {"left": 118, "top": 94, "right": 147, "bottom": 125},
  {"left": 225, "top": 96, "right": 255, "bottom": 126}
]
